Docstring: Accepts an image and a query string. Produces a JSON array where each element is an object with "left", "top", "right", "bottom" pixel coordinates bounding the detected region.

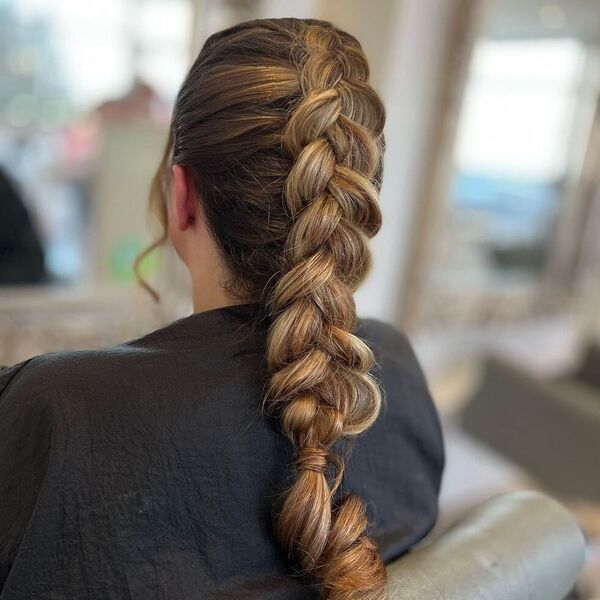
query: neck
[
  {"left": 191, "top": 280, "right": 237, "bottom": 314},
  {"left": 189, "top": 267, "right": 255, "bottom": 314},
  {"left": 182, "top": 241, "right": 250, "bottom": 314}
]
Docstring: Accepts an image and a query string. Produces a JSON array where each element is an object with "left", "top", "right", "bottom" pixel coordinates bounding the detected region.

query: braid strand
[{"left": 264, "top": 23, "right": 387, "bottom": 600}]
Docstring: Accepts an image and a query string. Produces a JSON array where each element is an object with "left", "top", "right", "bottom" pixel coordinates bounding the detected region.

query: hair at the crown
[{"left": 141, "top": 18, "right": 388, "bottom": 599}]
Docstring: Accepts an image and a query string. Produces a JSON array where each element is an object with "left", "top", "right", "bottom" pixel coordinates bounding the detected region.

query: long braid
[{"left": 264, "top": 25, "right": 387, "bottom": 599}]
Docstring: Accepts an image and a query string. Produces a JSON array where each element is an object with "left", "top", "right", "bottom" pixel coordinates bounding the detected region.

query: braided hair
[{"left": 150, "top": 18, "right": 387, "bottom": 599}]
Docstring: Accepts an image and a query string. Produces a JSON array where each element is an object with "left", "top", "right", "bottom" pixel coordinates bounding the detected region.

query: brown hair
[{"left": 142, "top": 18, "right": 387, "bottom": 599}]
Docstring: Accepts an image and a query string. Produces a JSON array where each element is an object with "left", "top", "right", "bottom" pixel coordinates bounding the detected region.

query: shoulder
[
  {"left": 0, "top": 338, "right": 156, "bottom": 412},
  {"left": 0, "top": 360, "right": 33, "bottom": 396},
  {"left": 349, "top": 318, "right": 445, "bottom": 552},
  {"left": 356, "top": 317, "right": 427, "bottom": 385},
  {"left": 356, "top": 316, "right": 444, "bottom": 465}
]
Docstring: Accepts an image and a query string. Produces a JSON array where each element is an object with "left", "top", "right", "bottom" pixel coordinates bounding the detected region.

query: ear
[{"left": 170, "top": 164, "right": 197, "bottom": 231}]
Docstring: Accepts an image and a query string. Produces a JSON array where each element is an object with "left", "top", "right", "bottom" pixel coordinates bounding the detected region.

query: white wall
[{"left": 258, "top": 0, "right": 318, "bottom": 19}]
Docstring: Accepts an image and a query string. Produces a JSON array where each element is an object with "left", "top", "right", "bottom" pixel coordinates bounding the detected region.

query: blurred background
[{"left": 1, "top": 0, "right": 599, "bottom": 596}]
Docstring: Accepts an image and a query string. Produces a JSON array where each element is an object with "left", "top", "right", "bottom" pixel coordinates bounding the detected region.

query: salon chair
[{"left": 386, "top": 491, "right": 585, "bottom": 600}]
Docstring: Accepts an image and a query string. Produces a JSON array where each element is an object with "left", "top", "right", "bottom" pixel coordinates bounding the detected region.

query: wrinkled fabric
[{"left": 0, "top": 303, "right": 444, "bottom": 599}]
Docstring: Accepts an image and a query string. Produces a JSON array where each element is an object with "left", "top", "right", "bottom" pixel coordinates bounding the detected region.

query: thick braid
[{"left": 265, "top": 25, "right": 387, "bottom": 599}]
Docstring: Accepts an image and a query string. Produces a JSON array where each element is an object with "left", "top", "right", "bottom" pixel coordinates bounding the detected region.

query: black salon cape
[{"left": 0, "top": 303, "right": 444, "bottom": 599}]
